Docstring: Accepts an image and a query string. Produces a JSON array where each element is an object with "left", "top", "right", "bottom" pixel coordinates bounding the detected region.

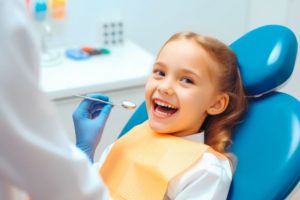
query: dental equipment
[{"left": 74, "top": 95, "right": 137, "bottom": 110}]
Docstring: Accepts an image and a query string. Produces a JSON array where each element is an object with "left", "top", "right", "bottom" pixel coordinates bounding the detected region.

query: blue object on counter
[
  {"left": 65, "top": 49, "right": 90, "bottom": 60},
  {"left": 34, "top": 0, "right": 47, "bottom": 22}
]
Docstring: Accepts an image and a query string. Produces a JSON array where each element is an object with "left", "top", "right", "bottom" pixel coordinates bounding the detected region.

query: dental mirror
[{"left": 74, "top": 94, "right": 137, "bottom": 110}]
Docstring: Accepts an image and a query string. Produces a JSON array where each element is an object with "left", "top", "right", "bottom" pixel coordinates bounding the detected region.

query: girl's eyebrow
[
  {"left": 153, "top": 61, "right": 167, "bottom": 68},
  {"left": 180, "top": 68, "right": 202, "bottom": 80}
]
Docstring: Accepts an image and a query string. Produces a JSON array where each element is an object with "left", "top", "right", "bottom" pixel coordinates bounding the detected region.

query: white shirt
[
  {"left": 0, "top": 0, "right": 110, "bottom": 199},
  {"left": 95, "top": 132, "right": 232, "bottom": 200}
]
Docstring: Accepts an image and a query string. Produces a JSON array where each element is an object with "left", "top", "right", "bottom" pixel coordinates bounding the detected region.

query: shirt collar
[{"left": 181, "top": 131, "right": 205, "bottom": 143}]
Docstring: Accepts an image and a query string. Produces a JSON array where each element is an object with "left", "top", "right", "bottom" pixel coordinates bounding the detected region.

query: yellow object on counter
[
  {"left": 100, "top": 121, "right": 209, "bottom": 200},
  {"left": 48, "top": 0, "right": 66, "bottom": 19}
]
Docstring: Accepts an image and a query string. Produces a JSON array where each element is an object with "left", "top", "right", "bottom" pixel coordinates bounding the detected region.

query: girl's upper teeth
[{"left": 155, "top": 100, "right": 177, "bottom": 109}]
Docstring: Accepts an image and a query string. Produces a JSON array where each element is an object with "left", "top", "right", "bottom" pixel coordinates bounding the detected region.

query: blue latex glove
[{"left": 73, "top": 93, "right": 112, "bottom": 162}]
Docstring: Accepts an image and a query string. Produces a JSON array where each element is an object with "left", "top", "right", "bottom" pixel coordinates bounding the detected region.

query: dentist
[{"left": 0, "top": 0, "right": 112, "bottom": 199}]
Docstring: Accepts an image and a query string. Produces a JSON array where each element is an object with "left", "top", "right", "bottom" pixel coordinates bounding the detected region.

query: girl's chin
[{"left": 148, "top": 119, "right": 173, "bottom": 134}]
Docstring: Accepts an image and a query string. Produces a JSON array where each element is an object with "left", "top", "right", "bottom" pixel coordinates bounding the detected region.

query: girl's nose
[{"left": 158, "top": 80, "right": 174, "bottom": 95}]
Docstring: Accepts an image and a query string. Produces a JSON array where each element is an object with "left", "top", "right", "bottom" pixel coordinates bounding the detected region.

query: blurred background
[{"left": 34, "top": 0, "right": 300, "bottom": 98}]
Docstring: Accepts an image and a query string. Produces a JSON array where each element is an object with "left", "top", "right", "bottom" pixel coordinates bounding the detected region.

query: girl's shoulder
[
  {"left": 200, "top": 149, "right": 233, "bottom": 178},
  {"left": 166, "top": 147, "right": 233, "bottom": 199},
  {"left": 206, "top": 147, "right": 228, "bottom": 161}
]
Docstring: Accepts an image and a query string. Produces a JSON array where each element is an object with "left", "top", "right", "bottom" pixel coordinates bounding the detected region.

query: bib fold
[{"left": 100, "top": 121, "right": 209, "bottom": 200}]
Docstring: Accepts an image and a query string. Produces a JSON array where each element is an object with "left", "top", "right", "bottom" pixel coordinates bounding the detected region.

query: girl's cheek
[
  {"left": 144, "top": 82, "right": 151, "bottom": 94},
  {"left": 145, "top": 83, "right": 153, "bottom": 101},
  {"left": 145, "top": 78, "right": 157, "bottom": 92}
]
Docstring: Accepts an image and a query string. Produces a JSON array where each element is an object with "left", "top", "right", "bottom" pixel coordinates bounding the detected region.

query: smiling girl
[{"left": 79, "top": 32, "right": 247, "bottom": 200}]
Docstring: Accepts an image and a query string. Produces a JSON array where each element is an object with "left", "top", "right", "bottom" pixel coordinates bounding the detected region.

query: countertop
[{"left": 40, "top": 41, "right": 154, "bottom": 100}]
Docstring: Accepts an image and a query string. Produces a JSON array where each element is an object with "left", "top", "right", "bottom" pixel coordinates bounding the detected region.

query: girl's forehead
[
  {"left": 158, "top": 40, "right": 219, "bottom": 72},
  {"left": 159, "top": 40, "right": 210, "bottom": 62}
]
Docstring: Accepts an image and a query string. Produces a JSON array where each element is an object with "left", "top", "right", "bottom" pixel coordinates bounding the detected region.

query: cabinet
[{"left": 40, "top": 41, "right": 154, "bottom": 159}]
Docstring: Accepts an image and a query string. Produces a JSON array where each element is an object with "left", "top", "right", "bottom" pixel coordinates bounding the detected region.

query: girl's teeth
[{"left": 155, "top": 100, "right": 177, "bottom": 109}]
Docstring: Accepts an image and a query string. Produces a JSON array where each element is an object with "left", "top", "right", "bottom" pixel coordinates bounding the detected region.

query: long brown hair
[{"left": 164, "top": 32, "right": 247, "bottom": 162}]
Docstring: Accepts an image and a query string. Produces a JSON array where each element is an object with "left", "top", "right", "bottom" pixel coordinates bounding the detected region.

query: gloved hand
[{"left": 73, "top": 93, "right": 112, "bottom": 162}]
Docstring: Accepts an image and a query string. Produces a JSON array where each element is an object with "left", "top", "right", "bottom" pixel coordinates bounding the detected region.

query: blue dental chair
[{"left": 119, "top": 25, "right": 300, "bottom": 199}]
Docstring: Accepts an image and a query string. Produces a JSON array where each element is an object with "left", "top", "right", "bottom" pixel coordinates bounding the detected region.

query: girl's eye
[
  {"left": 181, "top": 77, "right": 194, "bottom": 84},
  {"left": 153, "top": 69, "right": 165, "bottom": 77}
]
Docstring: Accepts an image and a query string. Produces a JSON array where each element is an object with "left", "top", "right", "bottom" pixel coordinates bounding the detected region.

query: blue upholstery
[
  {"left": 118, "top": 25, "right": 300, "bottom": 199},
  {"left": 228, "top": 92, "right": 300, "bottom": 199},
  {"left": 119, "top": 101, "right": 148, "bottom": 138},
  {"left": 230, "top": 25, "right": 297, "bottom": 96},
  {"left": 227, "top": 25, "right": 300, "bottom": 200}
]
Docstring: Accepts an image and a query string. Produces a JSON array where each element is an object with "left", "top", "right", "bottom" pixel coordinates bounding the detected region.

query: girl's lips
[{"left": 151, "top": 98, "right": 178, "bottom": 119}]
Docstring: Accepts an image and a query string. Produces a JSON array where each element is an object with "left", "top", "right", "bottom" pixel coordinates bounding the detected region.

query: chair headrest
[{"left": 230, "top": 25, "right": 298, "bottom": 97}]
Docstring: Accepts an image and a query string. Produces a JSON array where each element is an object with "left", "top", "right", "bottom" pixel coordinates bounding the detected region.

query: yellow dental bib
[{"left": 100, "top": 121, "right": 209, "bottom": 200}]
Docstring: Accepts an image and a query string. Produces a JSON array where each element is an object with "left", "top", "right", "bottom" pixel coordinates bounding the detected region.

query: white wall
[
  {"left": 46, "top": 0, "right": 248, "bottom": 52},
  {"left": 119, "top": 0, "right": 248, "bottom": 54},
  {"left": 44, "top": 0, "right": 300, "bottom": 99}
]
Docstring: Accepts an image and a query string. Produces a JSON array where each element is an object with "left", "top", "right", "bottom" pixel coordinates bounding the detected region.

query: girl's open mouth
[{"left": 152, "top": 98, "right": 178, "bottom": 118}]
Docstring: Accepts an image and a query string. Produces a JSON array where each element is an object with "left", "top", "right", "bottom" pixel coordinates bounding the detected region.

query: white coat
[{"left": 0, "top": 0, "right": 111, "bottom": 199}]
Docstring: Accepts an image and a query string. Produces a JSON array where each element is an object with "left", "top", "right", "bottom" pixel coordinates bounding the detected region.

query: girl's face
[{"left": 145, "top": 39, "right": 227, "bottom": 137}]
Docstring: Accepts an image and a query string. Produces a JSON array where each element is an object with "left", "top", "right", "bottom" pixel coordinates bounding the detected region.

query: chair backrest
[{"left": 119, "top": 25, "right": 300, "bottom": 200}]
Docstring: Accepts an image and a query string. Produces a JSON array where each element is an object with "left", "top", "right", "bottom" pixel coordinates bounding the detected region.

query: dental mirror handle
[{"left": 74, "top": 95, "right": 136, "bottom": 110}]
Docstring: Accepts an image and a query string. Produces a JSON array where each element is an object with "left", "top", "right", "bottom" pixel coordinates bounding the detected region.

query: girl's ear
[{"left": 207, "top": 93, "right": 229, "bottom": 115}]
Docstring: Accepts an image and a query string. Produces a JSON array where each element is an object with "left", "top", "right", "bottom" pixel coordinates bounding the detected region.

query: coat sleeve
[
  {"left": 0, "top": 0, "right": 110, "bottom": 199},
  {"left": 93, "top": 144, "right": 114, "bottom": 171},
  {"left": 166, "top": 152, "right": 232, "bottom": 200}
]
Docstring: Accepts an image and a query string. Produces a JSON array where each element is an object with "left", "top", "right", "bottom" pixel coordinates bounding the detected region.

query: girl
[{"left": 74, "top": 32, "right": 247, "bottom": 200}]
